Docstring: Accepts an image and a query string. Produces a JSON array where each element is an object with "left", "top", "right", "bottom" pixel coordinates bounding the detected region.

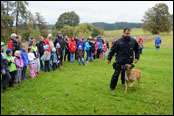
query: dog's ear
[{"left": 131, "top": 64, "right": 135, "bottom": 69}]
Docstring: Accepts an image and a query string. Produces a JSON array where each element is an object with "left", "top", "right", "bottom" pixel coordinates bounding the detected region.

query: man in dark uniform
[{"left": 107, "top": 28, "right": 140, "bottom": 91}]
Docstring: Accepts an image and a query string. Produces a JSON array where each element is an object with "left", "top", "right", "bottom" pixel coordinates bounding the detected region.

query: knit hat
[
  {"left": 57, "top": 32, "right": 61, "bottom": 34},
  {"left": 6, "top": 49, "right": 12, "bottom": 55},
  {"left": 97, "top": 35, "right": 101, "bottom": 38},
  {"left": 52, "top": 47, "right": 56, "bottom": 52}
]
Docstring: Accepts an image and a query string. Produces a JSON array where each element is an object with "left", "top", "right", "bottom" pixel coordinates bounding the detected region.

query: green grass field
[{"left": 1, "top": 28, "right": 173, "bottom": 115}]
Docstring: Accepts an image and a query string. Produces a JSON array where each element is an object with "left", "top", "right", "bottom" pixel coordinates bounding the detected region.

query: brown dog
[{"left": 123, "top": 64, "right": 141, "bottom": 93}]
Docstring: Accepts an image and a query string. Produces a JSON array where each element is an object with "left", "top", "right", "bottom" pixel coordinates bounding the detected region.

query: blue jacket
[
  {"left": 85, "top": 42, "right": 90, "bottom": 51},
  {"left": 77, "top": 41, "right": 85, "bottom": 50},
  {"left": 155, "top": 38, "right": 162, "bottom": 45},
  {"left": 97, "top": 37, "right": 102, "bottom": 50},
  {"left": 20, "top": 49, "right": 29, "bottom": 66}
]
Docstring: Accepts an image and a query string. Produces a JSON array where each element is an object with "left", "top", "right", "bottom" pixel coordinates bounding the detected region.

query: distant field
[{"left": 1, "top": 28, "right": 173, "bottom": 115}]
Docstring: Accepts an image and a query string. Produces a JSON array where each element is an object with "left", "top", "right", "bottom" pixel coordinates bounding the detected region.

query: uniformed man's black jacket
[{"left": 108, "top": 36, "right": 140, "bottom": 64}]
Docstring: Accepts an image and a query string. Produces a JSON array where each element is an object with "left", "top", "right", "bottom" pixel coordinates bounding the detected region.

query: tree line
[{"left": 92, "top": 22, "right": 142, "bottom": 31}]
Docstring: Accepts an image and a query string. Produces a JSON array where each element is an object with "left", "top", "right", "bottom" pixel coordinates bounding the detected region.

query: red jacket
[
  {"left": 68, "top": 39, "right": 77, "bottom": 53},
  {"left": 138, "top": 38, "right": 143, "bottom": 44},
  {"left": 8, "top": 40, "right": 13, "bottom": 50},
  {"left": 44, "top": 38, "right": 52, "bottom": 52}
]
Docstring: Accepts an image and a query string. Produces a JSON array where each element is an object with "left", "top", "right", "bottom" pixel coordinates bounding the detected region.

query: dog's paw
[{"left": 129, "top": 86, "right": 132, "bottom": 88}]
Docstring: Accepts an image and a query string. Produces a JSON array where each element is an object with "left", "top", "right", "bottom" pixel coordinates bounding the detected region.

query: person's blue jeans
[
  {"left": 22, "top": 66, "right": 27, "bottom": 80},
  {"left": 44, "top": 60, "right": 50, "bottom": 72},
  {"left": 52, "top": 63, "right": 56, "bottom": 71},
  {"left": 78, "top": 57, "right": 85, "bottom": 65},
  {"left": 103, "top": 52, "right": 106, "bottom": 59},
  {"left": 40, "top": 59, "right": 44, "bottom": 70},
  {"left": 86, "top": 50, "right": 90, "bottom": 61},
  {"left": 70, "top": 52, "right": 75, "bottom": 63},
  {"left": 90, "top": 52, "right": 94, "bottom": 62}
]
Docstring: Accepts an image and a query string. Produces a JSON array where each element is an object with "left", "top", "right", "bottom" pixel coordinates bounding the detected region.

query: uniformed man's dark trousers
[{"left": 110, "top": 63, "right": 125, "bottom": 90}]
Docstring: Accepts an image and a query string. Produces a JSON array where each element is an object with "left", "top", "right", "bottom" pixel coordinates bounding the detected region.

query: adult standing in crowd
[
  {"left": 85, "top": 38, "right": 90, "bottom": 63},
  {"left": 89, "top": 38, "right": 95, "bottom": 62},
  {"left": 107, "top": 28, "right": 140, "bottom": 91},
  {"left": 37, "top": 36, "right": 45, "bottom": 70},
  {"left": 155, "top": 36, "right": 162, "bottom": 51},
  {"left": 74, "top": 36, "right": 79, "bottom": 60},
  {"left": 44, "top": 34, "right": 53, "bottom": 72},
  {"left": 68, "top": 36, "right": 77, "bottom": 63},
  {"left": 64, "top": 35, "right": 70, "bottom": 62},
  {"left": 96, "top": 35, "right": 102, "bottom": 59},
  {"left": 8, "top": 33, "right": 17, "bottom": 51},
  {"left": 13, "top": 35, "right": 22, "bottom": 55},
  {"left": 8, "top": 33, "right": 21, "bottom": 56},
  {"left": 93, "top": 38, "right": 98, "bottom": 61},
  {"left": 54, "top": 32, "right": 66, "bottom": 65},
  {"left": 1, "top": 42, "right": 11, "bottom": 93}
]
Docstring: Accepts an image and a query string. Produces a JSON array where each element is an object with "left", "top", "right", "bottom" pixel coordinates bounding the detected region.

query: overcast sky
[{"left": 27, "top": 1, "right": 173, "bottom": 25}]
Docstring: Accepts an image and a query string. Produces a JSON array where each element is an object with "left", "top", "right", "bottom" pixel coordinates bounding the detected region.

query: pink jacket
[{"left": 14, "top": 56, "right": 24, "bottom": 69}]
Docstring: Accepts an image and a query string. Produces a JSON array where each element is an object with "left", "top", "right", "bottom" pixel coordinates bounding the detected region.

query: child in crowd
[
  {"left": 28, "top": 47, "right": 36, "bottom": 78},
  {"left": 51, "top": 47, "right": 57, "bottom": 71},
  {"left": 14, "top": 50, "right": 24, "bottom": 84},
  {"left": 31, "top": 39, "right": 40, "bottom": 75},
  {"left": 77, "top": 46, "right": 85, "bottom": 66},
  {"left": 56, "top": 43, "right": 61, "bottom": 69},
  {"left": 43, "top": 45, "right": 50, "bottom": 72},
  {"left": 1, "top": 42, "right": 11, "bottom": 93},
  {"left": 102, "top": 44, "right": 107, "bottom": 59},
  {"left": 89, "top": 39, "right": 95, "bottom": 62},
  {"left": 20, "top": 43, "right": 29, "bottom": 80},
  {"left": 6, "top": 49, "right": 17, "bottom": 88}
]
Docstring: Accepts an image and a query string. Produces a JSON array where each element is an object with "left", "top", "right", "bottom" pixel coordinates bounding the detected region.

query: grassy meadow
[{"left": 1, "top": 28, "right": 173, "bottom": 115}]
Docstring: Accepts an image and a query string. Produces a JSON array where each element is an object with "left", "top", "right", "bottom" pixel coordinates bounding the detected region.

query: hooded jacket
[
  {"left": 85, "top": 41, "right": 90, "bottom": 51},
  {"left": 68, "top": 39, "right": 77, "bottom": 53},
  {"left": 155, "top": 38, "right": 162, "bottom": 45},
  {"left": 14, "top": 56, "right": 24, "bottom": 69}
]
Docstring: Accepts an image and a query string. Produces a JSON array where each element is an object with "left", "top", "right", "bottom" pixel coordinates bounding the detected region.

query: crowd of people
[
  {"left": 1, "top": 32, "right": 110, "bottom": 93},
  {"left": 1, "top": 30, "right": 162, "bottom": 93}
]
